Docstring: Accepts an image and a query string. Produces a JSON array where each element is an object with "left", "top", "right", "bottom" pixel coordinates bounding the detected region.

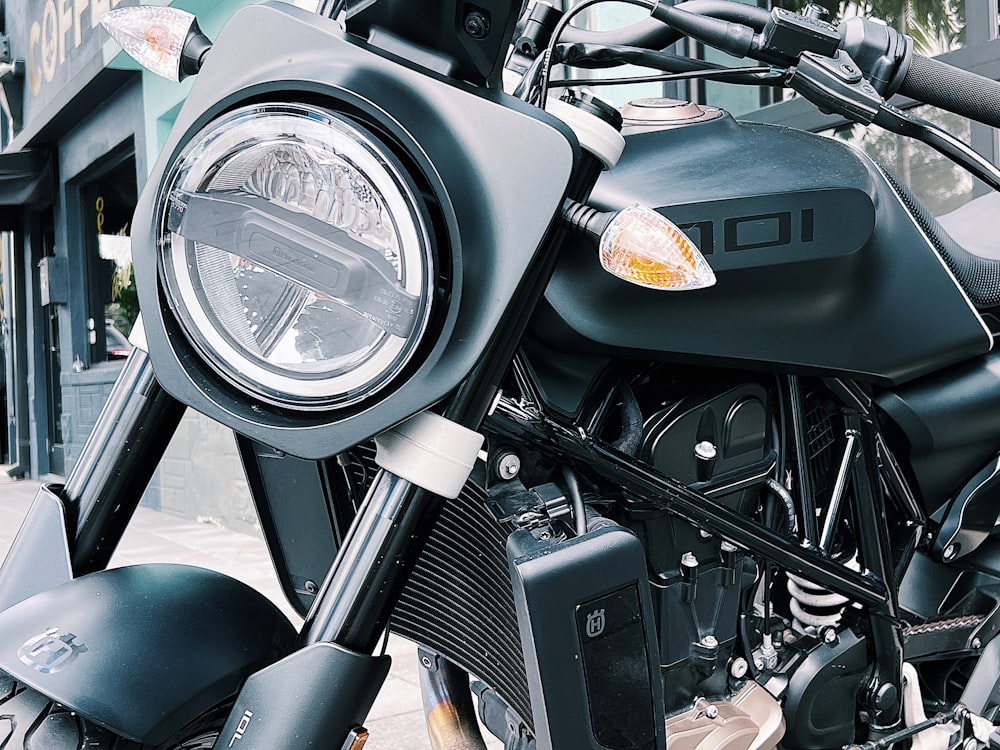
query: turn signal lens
[
  {"left": 599, "top": 204, "right": 716, "bottom": 290},
  {"left": 101, "top": 7, "right": 195, "bottom": 82}
]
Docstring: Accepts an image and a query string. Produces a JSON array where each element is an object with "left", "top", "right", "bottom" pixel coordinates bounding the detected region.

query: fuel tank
[{"left": 534, "top": 102, "right": 992, "bottom": 385}]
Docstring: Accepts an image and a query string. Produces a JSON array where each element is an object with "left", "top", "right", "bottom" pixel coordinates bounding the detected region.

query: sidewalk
[{"left": 0, "top": 472, "right": 488, "bottom": 749}]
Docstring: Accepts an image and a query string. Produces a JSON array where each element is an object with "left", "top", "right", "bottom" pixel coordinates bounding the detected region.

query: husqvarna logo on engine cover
[{"left": 17, "top": 627, "right": 88, "bottom": 674}]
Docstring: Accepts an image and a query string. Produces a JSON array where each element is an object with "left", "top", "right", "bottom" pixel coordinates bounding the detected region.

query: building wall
[
  {"left": 0, "top": 0, "right": 273, "bottom": 528},
  {"left": 155, "top": 410, "right": 258, "bottom": 536},
  {"left": 59, "top": 361, "right": 125, "bottom": 474}
]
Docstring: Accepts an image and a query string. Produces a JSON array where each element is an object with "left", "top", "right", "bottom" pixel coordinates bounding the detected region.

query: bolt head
[
  {"left": 943, "top": 543, "right": 959, "bottom": 560},
  {"left": 822, "top": 627, "right": 838, "bottom": 644},
  {"left": 753, "top": 657, "right": 765, "bottom": 670},
  {"left": 681, "top": 552, "right": 699, "bottom": 568},
  {"left": 497, "top": 453, "right": 521, "bottom": 480},
  {"left": 705, "top": 705, "right": 719, "bottom": 719},
  {"left": 694, "top": 441, "right": 717, "bottom": 460},
  {"left": 873, "top": 682, "right": 898, "bottom": 711},
  {"left": 464, "top": 10, "right": 490, "bottom": 39},
  {"left": 973, "top": 637, "right": 983, "bottom": 649},
  {"left": 701, "top": 635, "right": 719, "bottom": 649}
]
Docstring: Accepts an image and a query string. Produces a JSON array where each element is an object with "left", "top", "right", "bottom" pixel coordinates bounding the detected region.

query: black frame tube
[
  {"left": 848, "top": 413, "right": 903, "bottom": 732},
  {"left": 787, "top": 374, "right": 819, "bottom": 546},
  {"left": 489, "top": 399, "right": 889, "bottom": 608},
  {"left": 65, "top": 348, "right": 186, "bottom": 576}
]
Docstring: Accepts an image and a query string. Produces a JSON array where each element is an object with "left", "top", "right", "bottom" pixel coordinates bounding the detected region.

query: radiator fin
[{"left": 391, "top": 482, "right": 533, "bottom": 727}]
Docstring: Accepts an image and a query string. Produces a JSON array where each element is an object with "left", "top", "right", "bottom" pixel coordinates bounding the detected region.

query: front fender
[{"left": 0, "top": 564, "right": 296, "bottom": 744}]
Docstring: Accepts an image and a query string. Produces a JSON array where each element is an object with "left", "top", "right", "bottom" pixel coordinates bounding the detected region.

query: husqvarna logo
[
  {"left": 17, "top": 627, "right": 88, "bottom": 674},
  {"left": 586, "top": 609, "right": 606, "bottom": 638}
]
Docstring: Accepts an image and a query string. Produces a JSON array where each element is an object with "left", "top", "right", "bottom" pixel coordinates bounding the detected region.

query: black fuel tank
[{"left": 535, "top": 110, "right": 991, "bottom": 385}]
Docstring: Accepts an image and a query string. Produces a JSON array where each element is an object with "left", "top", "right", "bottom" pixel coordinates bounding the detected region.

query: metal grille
[
  {"left": 340, "top": 445, "right": 532, "bottom": 723},
  {"left": 805, "top": 396, "right": 837, "bottom": 500},
  {"left": 391, "top": 481, "right": 533, "bottom": 726}
]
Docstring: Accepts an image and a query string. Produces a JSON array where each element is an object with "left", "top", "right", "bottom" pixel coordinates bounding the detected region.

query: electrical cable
[
  {"left": 547, "top": 65, "right": 782, "bottom": 88},
  {"left": 538, "top": 0, "right": 658, "bottom": 107},
  {"left": 561, "top": 465, "right": 589, "bottom": 537},
  {"left": 318, "top": 0, "right": 346, "bottom": 19}
]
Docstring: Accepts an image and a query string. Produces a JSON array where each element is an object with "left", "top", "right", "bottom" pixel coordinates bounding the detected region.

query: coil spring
[{"left": 786, "top": 573, "right": 849, "bottom": 631}]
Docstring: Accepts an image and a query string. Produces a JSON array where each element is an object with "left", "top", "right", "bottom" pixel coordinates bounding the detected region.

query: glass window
[
  {"left": 825, "top": 106, "right": 977, "bottom": 216},
  {"left": 571, "top": 2, "right": 675, "bottom": 106}
]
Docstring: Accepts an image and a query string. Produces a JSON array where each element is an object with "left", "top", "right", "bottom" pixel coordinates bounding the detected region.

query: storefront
[
  {"left": 0, "top": 0, "right": 146, "bottom": 479},
  {"left": 0, "top": 1, "right": 272, "bottom": 525}
]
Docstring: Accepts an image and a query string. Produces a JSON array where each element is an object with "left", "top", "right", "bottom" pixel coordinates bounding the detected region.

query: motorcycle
[{"left": 0, "top": 0, "right": 999, "bottom": 747}]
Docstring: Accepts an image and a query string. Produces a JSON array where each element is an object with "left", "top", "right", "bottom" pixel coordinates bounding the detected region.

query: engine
[
  {"left": 608, "top": 373, "right": 868, "bottom": 750},
  {"left": 394, "top": 355, "right": 871, "bottom": 750},
  {"left": 623, "top": 380, "right": 771, "bottom": 709}
]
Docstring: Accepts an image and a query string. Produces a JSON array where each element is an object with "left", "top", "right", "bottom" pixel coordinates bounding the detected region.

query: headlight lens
[{"left": 158, "top": 103, "right": 434, "bottom": 409}]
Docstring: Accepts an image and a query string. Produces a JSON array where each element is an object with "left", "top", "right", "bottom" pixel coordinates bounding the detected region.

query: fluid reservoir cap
[{"left": 621, "top": 98, "right": 725, "bottom": 133}]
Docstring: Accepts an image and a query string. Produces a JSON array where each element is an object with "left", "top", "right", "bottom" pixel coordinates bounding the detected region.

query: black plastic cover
[
  {"left": 211, "top": 642, "right": 390, "bottom": 750},
  {"left": 132, "top": 2, "right": 576, "bottom": 460},
  {"left": 508, "top": 525, "right": 665, "bottom": 750},
  {"left": 782, "top": 630, "right": 867, "bottom": 749},
  {"left": 537, "top": 113, "right": 991, "bottom": 385},
  {"left": 0, "top": 564, "right": 296, "bottom": 744},
  {"left": 877, "top": 350, "right": 1000, "bottom": 508},
  {"left": 0, "top": 485, "right": 72, "bottom": 612}
]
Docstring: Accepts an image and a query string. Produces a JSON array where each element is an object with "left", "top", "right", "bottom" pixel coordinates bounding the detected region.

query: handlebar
[
  {"left": 526, "top": 0, "right": 1000, "bottom": 134},
  {"left": 897, "top": 53, "right": 1000, "bottom": 130},
  {"left": 558, "top": 0, "right": 769, "bottom": 50}
]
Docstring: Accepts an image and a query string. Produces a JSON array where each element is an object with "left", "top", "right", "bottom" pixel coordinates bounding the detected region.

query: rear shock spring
[{"left": 786, "top": 573, "right": 850, "bottom": 631}]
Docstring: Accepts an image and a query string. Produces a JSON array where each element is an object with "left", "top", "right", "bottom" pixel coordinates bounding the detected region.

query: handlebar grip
[{"left": 897, "top": 53, "right": 1000, "bottom": 129}]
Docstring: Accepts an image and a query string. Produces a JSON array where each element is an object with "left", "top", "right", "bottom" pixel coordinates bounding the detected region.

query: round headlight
[{"left": 157, "top": 102, "right": 434, "bottom": 410}]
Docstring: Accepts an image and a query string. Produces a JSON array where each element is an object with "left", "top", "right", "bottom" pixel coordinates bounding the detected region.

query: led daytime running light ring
[{"left": 157, "top": 103, "right": 434, "bottom": 409}]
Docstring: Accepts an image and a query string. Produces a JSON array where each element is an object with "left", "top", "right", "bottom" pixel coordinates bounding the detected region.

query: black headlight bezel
[{"left": 129, "top": 2, "right": 576, "bottom": 459}]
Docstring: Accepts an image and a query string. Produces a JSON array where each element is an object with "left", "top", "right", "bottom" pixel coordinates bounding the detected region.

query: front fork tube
[
  {"left": 302, "top": 470, "right": 438, "bottom": 652},
  {"left": 848, "top": 414, "right": 904, "bottom": 734},
  {"left": 213, "top": 464, "right": 453, "bottom": 749},
  {"left": 0, "top": 348, "right": 185, "bottom": 609},
  {"left": 66, "top": 348, "right": 186, "bottom": 575}
]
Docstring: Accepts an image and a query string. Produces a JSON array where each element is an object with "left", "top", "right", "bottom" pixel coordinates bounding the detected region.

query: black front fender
[{"left": 0, "top": 564, "right": 296, "bottom": 744}]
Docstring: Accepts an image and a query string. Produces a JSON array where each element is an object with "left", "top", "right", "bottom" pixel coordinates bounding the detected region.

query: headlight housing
[{"left": 157, "top": 103, "right": 434, "bottom": 410}]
